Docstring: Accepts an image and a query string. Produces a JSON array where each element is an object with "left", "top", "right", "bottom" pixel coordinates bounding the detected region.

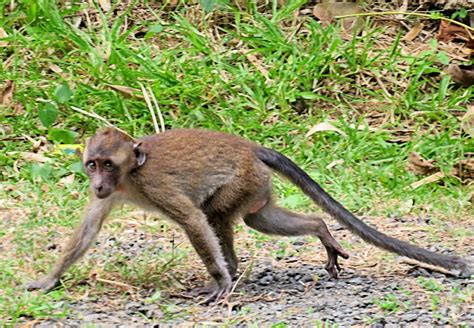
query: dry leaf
[
  {"left": 453, "top": 157, "right": 474, "bottom": 182},
  {"left": 326, "top": 159, "right": 344, "bottom": 169},
  {"left": 313, "top": 3, "right": 363, "bottom": 34},
  {"left": 402, "top": 23, "right": 424, "bottom": 42},
  {"left": 0, "top": 27, "right": 8, "bottom": 47},
  {"left": 245, "top": 53, "right": 270, "bottom": 82},
  {"left": 107, "top": 84, "right": 143, "bottom": 99},
  {"left": 0, "top": 80, "right": 14, "bottom": 106},
  {"left": 461, "top": 106, "right": 474, "bottom": 137},
  {"left": 410, "top": 172, "right": 446, "bottom": 189},
  {"left": 98, "top": 0, "right": 111, "bottom": 12},
  {"left": 48, "top": 63, "right": 64, "bottom": 74},
  {"left": 313, "top": 4, "right": 332, "bottom": 26},
  {"left": 446, "top": 64, "right": 474, "bottom": 87},
  {"left": 398, "top": 198, "right": 414, "bottom": 213},
  {"left": 437, "top": 20, "right": 470, "bottom": 43},
  {"left": 306, "top": 122, "right": 346, "bottom": 137},
  {"left": 0, "top": 124, "right": 13, "bottom": 135},
  {"left": 396, "top": 0, "right": 408, "bottom": 13},
  {"left": 20, "top": 152, "right": 49, "bottom": 163},
  {"left": 59, "top": 174, "right": 75, "bottom": 186},
  {"left": 406, "top": 152, "right": 437, "bottom": 175},
  {"left": 465, "top": 38, "right": 474, "bottom": 58}
]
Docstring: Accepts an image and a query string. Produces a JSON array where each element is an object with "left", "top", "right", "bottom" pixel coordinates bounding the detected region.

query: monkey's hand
[{"left": 24, "top": 276, "right": 60, "bottom": 293}]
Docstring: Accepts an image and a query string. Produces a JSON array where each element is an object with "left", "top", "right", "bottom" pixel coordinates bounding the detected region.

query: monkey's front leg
[
  {"left": 184, "top": 218, "right": 232, "bottom": 302},
  {"left": 164, "top": 204, "right": 231, "bottom": 302},
  {"left": 26, "top": 197, "right": 115, "bottom": 292}
]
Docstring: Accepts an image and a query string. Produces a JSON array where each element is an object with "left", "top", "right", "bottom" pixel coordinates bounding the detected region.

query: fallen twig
[
  {"left": 96, "top": 277, "right": 139, "bottom": 289},
  {"left": 401, "top": 258, "right": 458, "bottom": 277}
]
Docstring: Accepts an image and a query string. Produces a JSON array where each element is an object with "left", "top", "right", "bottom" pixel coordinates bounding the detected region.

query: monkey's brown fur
[{"left": 26, "top": 128, "right": 473, "bottom": 301}]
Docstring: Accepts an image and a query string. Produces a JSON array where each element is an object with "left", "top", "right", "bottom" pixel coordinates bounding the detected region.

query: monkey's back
[{"left": 133, "top": 129, "right": 270, "bottom": 206}]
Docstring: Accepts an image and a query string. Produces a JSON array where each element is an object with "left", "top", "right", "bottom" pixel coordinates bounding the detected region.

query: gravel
[
  {"left": 28, "top": 231, "right": 473, "bottom": 326},
  {"left": 32, "top": 261, "right": 473, "bottom": 327}
]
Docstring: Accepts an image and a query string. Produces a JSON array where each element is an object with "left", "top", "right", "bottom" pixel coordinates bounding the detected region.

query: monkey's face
[
  {"left": 84, "top": 128, "right": 146, "bottom": 199},
  {"left": 84, "top": 158, "right": 121, "bottom": 199}
]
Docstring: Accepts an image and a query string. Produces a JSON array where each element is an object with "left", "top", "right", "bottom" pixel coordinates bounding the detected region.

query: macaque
[{"left": 26, "top": 128, "right": 473, "bottom": 302}]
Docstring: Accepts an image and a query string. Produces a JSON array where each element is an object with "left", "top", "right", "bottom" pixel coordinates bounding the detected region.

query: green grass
[{"left": 0, "top": 0, "right": 473, "bottom": 325}]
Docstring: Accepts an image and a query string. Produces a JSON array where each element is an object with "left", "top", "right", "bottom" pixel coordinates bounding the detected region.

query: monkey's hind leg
[{"left": 244, "top": 201, "right": 349, "bottom": 278}]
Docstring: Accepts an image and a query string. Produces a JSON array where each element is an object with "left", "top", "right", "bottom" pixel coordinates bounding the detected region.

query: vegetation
[{"left": 0, "top": 1, "right": 472, "bottom": 325}]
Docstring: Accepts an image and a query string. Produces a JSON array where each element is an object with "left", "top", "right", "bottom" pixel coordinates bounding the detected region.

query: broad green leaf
[
  {"left": 38, "top": 102, "right": 58, "bottom": 128},
  {"left": 54, "top": 83, "right": 73, "bottom": 103},
  {"left": 200, "top": 0, "right": 217, "bottom": 13},
  {"left": 30, "top": 163, "right": 53, "bottom": 180},
  {"left": 148, "top": 24, "right": 163, "bottom": 33},
  {"left": 69, "top": 160, "right": 85, "bottom": 174},
  {"left": 437, "top": 51, "right": 450, "bottom": 65},
  {"left": 48, "top": 128, "right": 78, "bottom": 144}
]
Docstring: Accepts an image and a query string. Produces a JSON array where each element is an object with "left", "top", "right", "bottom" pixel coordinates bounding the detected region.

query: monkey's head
[{"left": 84, "top": 128, "right": 146, "bottom": 199}]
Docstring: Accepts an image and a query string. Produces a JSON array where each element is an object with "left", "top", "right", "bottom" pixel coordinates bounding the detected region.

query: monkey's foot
[
  {"left": 190, "top": 280, "right": 232, "bottom": 305},
  {"left": 459, "top": 257, "right": 474, "bottom": 277},
  {"left": 324, "top": 246, "right": 350, "bottom": 279},
  {"left": 24, "top": 276, "right": 59, "bottom": 293},
  {"left": 189, "top": 281, "right": 219, "bottom": 297}
]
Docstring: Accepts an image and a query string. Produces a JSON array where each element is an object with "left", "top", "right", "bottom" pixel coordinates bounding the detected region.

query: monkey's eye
[
  {"left": 103, "top": 160, "right": 114, "bottom": 172},
  {"left": 86, "top": 161, "right": 96, "bottom": 171}
]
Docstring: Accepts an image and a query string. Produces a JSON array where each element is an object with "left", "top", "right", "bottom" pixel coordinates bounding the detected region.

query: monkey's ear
[{"left": 133, "top": 142, "right": 147, "bottom": 167}]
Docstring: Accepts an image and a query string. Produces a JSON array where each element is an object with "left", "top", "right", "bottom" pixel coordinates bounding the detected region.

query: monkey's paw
[
  {"left": 24, "top": 276, "right": 59, "bottom": 293},
  {"left": 189, "top": 281, "right": 219, "bottom": 297},
  {"left": 190, "top": 280, "right": 232, "bottom": 305},
  {"left": 459, "top": 257, "right": 474, "bottom": 278},
  {"left": 325, "top": 247, "right": 350, "bottom": 279}
]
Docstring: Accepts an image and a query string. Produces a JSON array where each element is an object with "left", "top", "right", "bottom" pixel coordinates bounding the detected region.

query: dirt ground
[{"left": 28, "top": 217, "right": 473, "bottom": 327}]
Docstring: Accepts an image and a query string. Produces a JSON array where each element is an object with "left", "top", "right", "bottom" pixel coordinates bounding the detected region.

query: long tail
[{"left": 256, "top": 147, "right": 470, "bottom": 274}]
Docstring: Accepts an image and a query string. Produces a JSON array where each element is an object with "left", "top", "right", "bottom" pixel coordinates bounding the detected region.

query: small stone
[
  {"left": 295, "top": 285, "right": 305, "bottom": 292},
  {"left": 258, "top": 275, "right": 274, "bottom": 286},
  {"left": 82, "top": 313, "right": 102, "bottom": 321},
  {"left": 301, "top": 274, "right": 313, "bottom": 283},
  {"left": 348, "top": 277, "right": 363, "bottom": 285},
  {"left": 324, "top": 281, "right": 336, "bottom": 288}
]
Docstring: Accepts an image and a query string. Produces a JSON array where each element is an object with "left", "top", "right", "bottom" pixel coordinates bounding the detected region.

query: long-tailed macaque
[{"left": 26, "top": 128, "right": 473, "bottom": 301}]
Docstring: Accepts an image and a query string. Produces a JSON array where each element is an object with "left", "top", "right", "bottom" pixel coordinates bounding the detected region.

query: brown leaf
[
  {"left": 0, "top": 80, "right": 14, "bottom": 106},
  {"left": 446, "top": 64, "right": 474, "bottom": 87},
  {"left": 245, "top": 53, "right": 270, "bottom": 83},
  {"left": 306, "top": 122, "right": 346, "bottom": 137},
  {"left": 0, "top": 124, "right": 13, "bottom": 135},
  {"left": 326, "top": 159, "right": 344, "bottom": 169},
  {"left": 59, "top": 174, "right": 75, "bottom": 186},
  {"left": 402, "top": 23, "right": 424, "bottom": 42},
  {"left": 461, "top": 105, "right": 474, "bottom": 137},
  {"left": 313, "top": 3, "right": 362, "bottom": 34},
  {"left": 410, "top": 172, "right": 446, "bottom": 189},
  {"left": 313, "top": 4, "right": 332, "bottom": 26},
  {"left": 98, "top": 0, "right": 111, "bottom": 12},
  {"left": 406, "top": 152, "right": 438, "bottom": 175},
  {"left": 453, "top": 158, "right": 474, "bottom": 182},
  {"left": 0, "top": 27, "right": 8, "bottom": 47},
  {"left": 437, "top": 20, "right": 470, "bottom": 43},
  {"left": 20, "top": 152, "right": 49, "bottom": 163},
  {"left": 48, "top": 63, "right": 64, "bottom": 74},
  {"left": 465, "top": 38, "right": 474, "bottom": 58},
  {"left": 107, "top": 84, "right": 143, "bottom": 99}
]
